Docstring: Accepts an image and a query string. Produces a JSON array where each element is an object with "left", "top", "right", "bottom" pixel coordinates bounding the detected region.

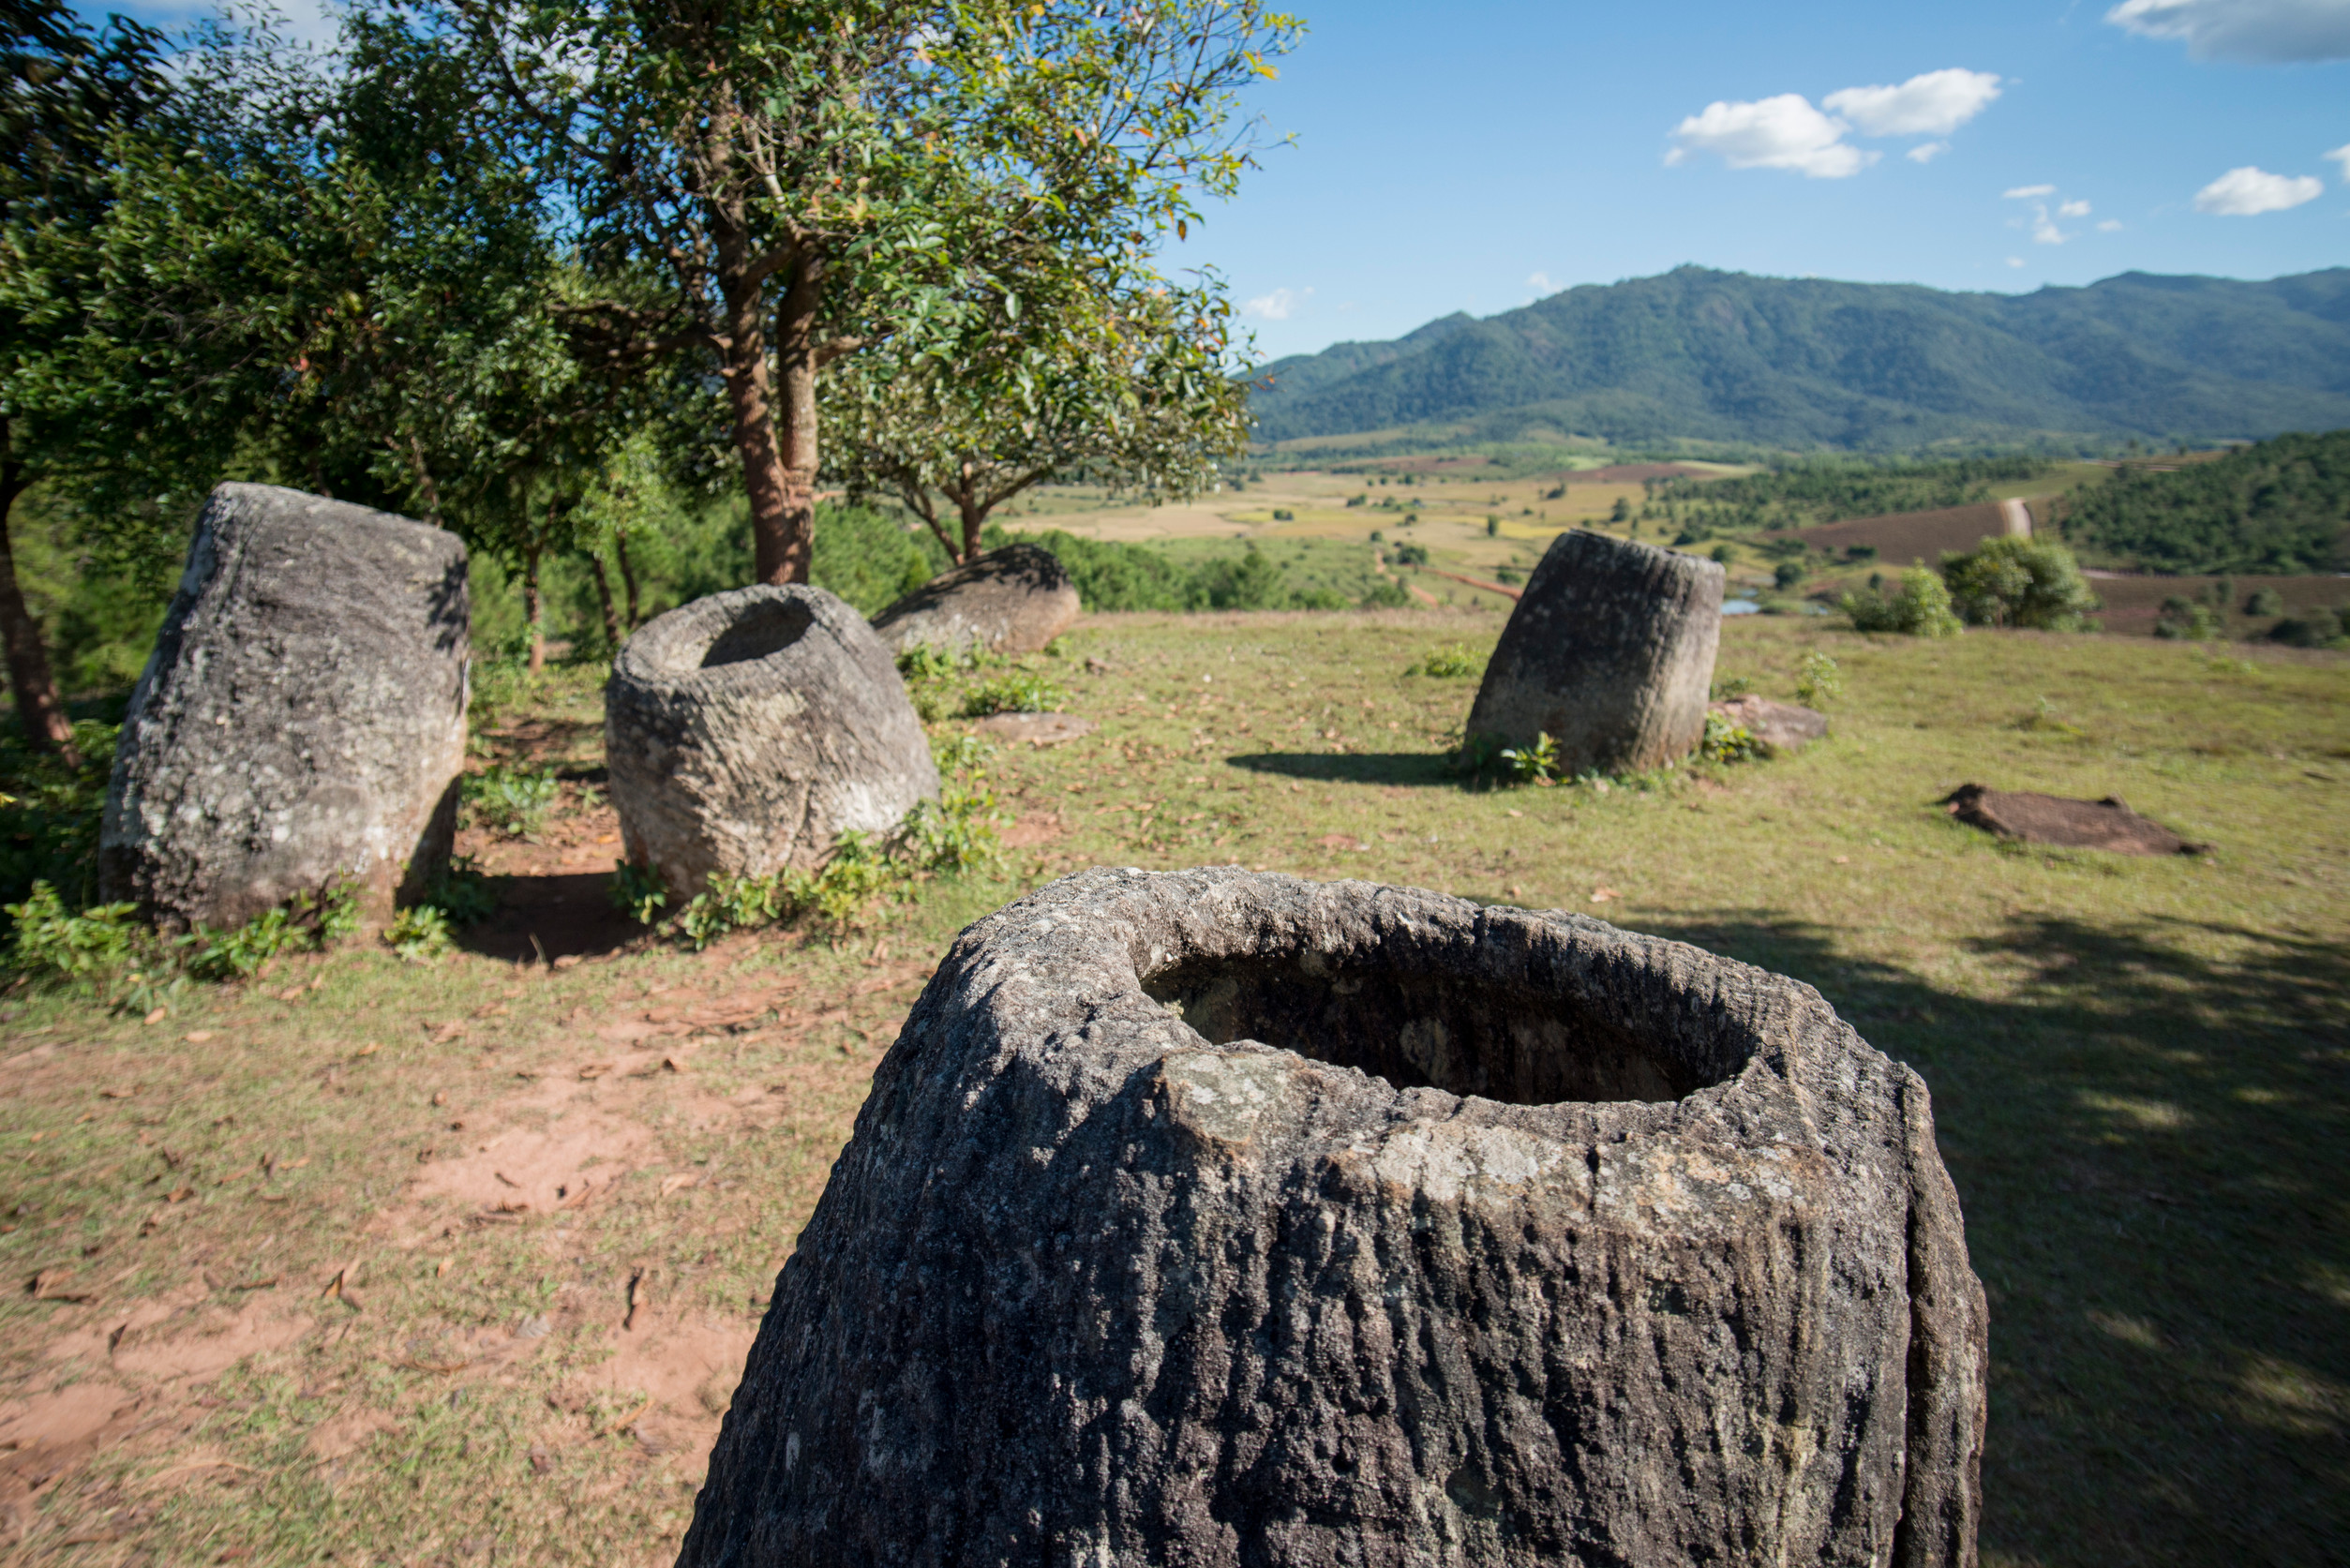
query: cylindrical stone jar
[
  {"left": 684, "top": 869, "right": 1986, "bottom": 1567},
  {"left": 605, "top": 586, "right": 936, "bottom": 901}
]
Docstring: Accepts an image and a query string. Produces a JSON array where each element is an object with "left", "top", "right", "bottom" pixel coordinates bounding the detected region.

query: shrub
[
  {"left": 1711, "top": 674, "right": 1755, "bottom": 700},
  {"left": 1774, "top": 560, "right": 1805, "bottom": 590},
  {"left": 610, "top": 860, "right": 669, "bottom": 924},
  {"left": 182, "top": 905, "right": 305, "bottom": 982},
  {"left": 1358, "top": 580, "right": 1412, "bottom": 609},
  {"left": 1795, "top": 650, "right": 1843, "bottom": 706},
  {"left": 1486, "top": 515, "right": 1499, "bottom": 535},
  {"left": 1270, "top": 509, "right": 1294, "bottom": 522},
  {"left": 425, "top": 857, "right": 498, "bottom": 925},
  {"left": 1940, "top": 538, "right": 2099, "bottom": 631},
  {"left": 1408, "top": 644, "right": 1483, "bottom": 679},
  {"left": 964, "top": 671, "right": 1069, "bottom": 716},
  {"left": 1499, "top": 732, "right": 1561, "bottom": 786},
  {"left": 2154, "top": 596, "right": 2224, "bottom": 640},
  {"left": 2245, "top": 588, "right": 2285, "bottom": 617},
  {"left": 1843, "top": 567, "right": 1964, "bottom": 637},
  {"left": 462, "top": 763, "right": 561, "bottom": 837},
  {"left": 0, "top": 720, "right": 117, "bottom": 910},
  {"left": 1389, "top": 542, "right": 1429, "bottom": 566},
  {"left": 1493, "top": 566, "right": 1521, "bottom": 585},
  {"left": 1710, "top": 545, "right": 1733, "bottom": 565},
  {"left": 2268, "top": 607, "right": 2344, "bottom": 648},
  {"left": 4, "top": 882, "right": 140, "bottom": 984},
  {"left": 1699, "top": 711, "right": 1760, "bottom": 764},
  {"left": 386, "top": 905, "right": 455, "bottom": 963}
]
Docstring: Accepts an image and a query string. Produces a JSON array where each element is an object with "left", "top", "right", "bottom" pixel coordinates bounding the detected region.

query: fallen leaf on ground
[
  {"left": 142, "top": 1008, "right": 167, "bottom": 1025},
  {"left": 577, "top": 1063, "right": 613, "bottom": 1080},
  {"left": 1589, "top": 888, "right": 1620, "bottom": 904},
  {"left": 184, "top": 1030, "right": 215, "bottom": 1043},
  {"left": 98, "top": 1085, "right": 138, "bottom": 1099},
  {"left": 659, "top": 1173, "right": 698, "bottom": 1198}
]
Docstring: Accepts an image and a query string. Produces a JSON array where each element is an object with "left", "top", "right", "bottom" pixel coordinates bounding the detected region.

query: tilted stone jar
[{"left": 684, "top": 868, "right": 1986, "bottom": 1567}]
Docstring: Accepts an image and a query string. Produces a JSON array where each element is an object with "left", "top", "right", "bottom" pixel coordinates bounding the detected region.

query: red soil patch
[
  {"left": 1777, "top": 502, "right": 2013, "bottom": 564},
  {"left": 2074, "top": 573, "right": 2347, "bottom": 637},
  {"left": 1555, "top": 463, "right": 1716, "bottom": 485},
  {"left": 1002, "top": 810, "right": 1069, "bottom": 849}
]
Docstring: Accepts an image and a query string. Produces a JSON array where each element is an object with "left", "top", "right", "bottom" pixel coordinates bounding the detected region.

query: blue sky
[
  {"left": 77, "top": 0, "right": 2350, "bottom": 365},
  {"left": 1155, "top": 0, "right": 2350, "bottom": 361}
]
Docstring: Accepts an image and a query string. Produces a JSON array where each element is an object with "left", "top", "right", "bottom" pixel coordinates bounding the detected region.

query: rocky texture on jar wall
[
  {"left": 100, "top": 483, "right": 469, "bottom": 928},
  {"left": 682, "top": 868, "right": 1986, "bottom": 1568}
]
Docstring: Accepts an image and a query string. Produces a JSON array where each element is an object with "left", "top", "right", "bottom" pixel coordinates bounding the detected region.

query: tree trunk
[
  {"left": 523, "top": 542, "right": 545, "bottom": 676},
  {"left": 0, "top": 455, "right": 81, "bottom": 765},
  {"left": 713, "top": 231, "right": 807, "bottom": 589},
  {"left": 768, "top": 254, "right": 828, "bottom": 587},
  {"left": 589, "top": 550, "right": 623, "bottom": 653},
  {"left": 958, "top": 495, "right": 988, "bottom": 565},
  {"left": 615, "top": 533, "right": 641, "bottom": 628}
]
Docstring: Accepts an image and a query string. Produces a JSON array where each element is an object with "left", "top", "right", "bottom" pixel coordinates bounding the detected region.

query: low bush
[
  {"left": 462, "top": 764, "right": 561, "bottom": 836},
  {"left": 1941, "top": 538, "right": 2099, "bottom": 631},
  {"left": 1795, "top": 650, "right": 1843, "bottom": 706},
  {"left": 2154, "top": 597, "right": 2225, "bottom": 641},
  {"left": 1843, "top": 567, "right": 1964, "bottom": 637},
  {"left": 1699, "top": 711, "right": 1760, "bottom": 764},
  {"left": 1407, "top": 644, "right": 1482, "bottom": 679},
  {"left": 964, "top": 671, "right": 1069, "bottom": 716},
  {"left": 2268, "top": 607, "right": 2344, "bottom": 648},
  {"left": 4, "top": 882, "right": 140, "bottom": 984}
]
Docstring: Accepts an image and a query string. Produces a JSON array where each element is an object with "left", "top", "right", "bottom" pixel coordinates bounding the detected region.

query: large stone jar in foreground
[
  {"left": 100, "top": 484, "right": 469, "bottom": 928},
  {"left": 1467, "top": 530, "right": 1724, "bottom": 776},
  {"left": 606, "top": 586, "right": 936, "bottom": 900},
  {"left": 685, "top": 869, "right": 1986, "bottom": 1567}
]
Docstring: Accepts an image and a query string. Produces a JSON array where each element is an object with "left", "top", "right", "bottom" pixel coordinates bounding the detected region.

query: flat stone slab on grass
[
  {"left": 972, "top": 711, "right": 1096, "bottom": 747},
  {"left": 1942, "top": 784, "right": 2196, "bottom": 855},
  {"left": 683, "top": 868, "right": 1987, "bottom": 1567},
  {"left": 1711, "top": 694, "right": 1829, "bottom": 754}
]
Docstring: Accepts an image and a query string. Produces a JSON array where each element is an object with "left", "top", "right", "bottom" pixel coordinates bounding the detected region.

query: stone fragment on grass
[
  {"left": 971, "top": 711, "right": 1095, "bottom": 747},
  {"left": 1710, "top": 694, "right": 1829, "bottom": 754},
  {"left": 1467, "top": 530, "right": 1725, "bottom": 775},
  {"left": 605, "top": 586, "right": 936, "bottom": 901},
  {"left": 871, "top": 544, "right": 1081, "bottom": 657},
  {"left": 100, "top": 484, "right": 469, "bottom": 928},
  {"left": 684, "top": 868, "right": 1987, "bottom": 1567},
  {"left": 1942, "top": 784, "right": 2196, "bottom": 855}
]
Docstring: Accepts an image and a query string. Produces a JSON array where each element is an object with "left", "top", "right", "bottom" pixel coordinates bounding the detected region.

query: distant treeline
[
  {"left": 2057, "top": 431, "right": 2350, "bottom": 575},
  {"left": 977, "top": 526, "right": 1383, "bottom": 612},
  {"left": 1645, "top": 455, "right": 2052, "bottom": 537}
]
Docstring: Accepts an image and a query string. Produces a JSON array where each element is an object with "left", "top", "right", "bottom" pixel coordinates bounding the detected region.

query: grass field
[{"left": 3, "top": 613, "right": 2345, "bottom": 1566}]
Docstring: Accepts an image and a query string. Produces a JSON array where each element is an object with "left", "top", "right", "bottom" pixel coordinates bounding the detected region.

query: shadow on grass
[
  {"left": 457, "top": 872, "right": 642, "bottom": 963},
  {"left": 1226, "top": 750, "right": 1462, "bottom": 788},
  {"left": 1637, "top": 909, "right": 2350, "bottom": 1568}
]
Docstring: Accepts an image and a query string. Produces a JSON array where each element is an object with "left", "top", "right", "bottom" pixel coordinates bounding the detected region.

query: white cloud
[
  {"left": 1823, "top": 69, "right": 2003, "bottom": 137},
  {"left": 2106, "top": 0, "right": 2350, "bottom": 63},
  {"left": 2004, "top": 186, "right": 2093, "bottom": 244},
  {"left": 2003, "top": 184, "right": 2057, "bottom": 199},
  {"left": 2193, "top": 164, "right": 2324, "bottom": 213},
  {"left": 2059, "top": 199, "right": 2093, "bottom": 217},
  {"left": 2099, "top": 218, "right": 2126, "bottom": 231},
  {"left": 1527, "top": 272, "right": 1558, "bottom": 293},
  {"left": 1668, "top": 94, "right": 1874, "bottom": 178},
  {"left": 1908, "top": 141, "right": 1950, "bottom": 162},
  {"left": 2031, "top": 207, "right": 2070, "bottom": 244},
  {"left": 2328, "top": 142, "right": 2350, "bottom": 182},
  {"left": 2007, "top": 257, "right": 2027, "bottom": 267},
  {"left": 1242, "top": 287, "right": 1311, "bottom": 321}
]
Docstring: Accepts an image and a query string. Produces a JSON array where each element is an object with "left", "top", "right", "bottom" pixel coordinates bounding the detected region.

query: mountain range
[{"left": 1246, "top": 266, "right": 2350, "bottom": 452}]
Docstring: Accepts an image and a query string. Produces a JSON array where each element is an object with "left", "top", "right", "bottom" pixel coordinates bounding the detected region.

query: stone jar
[
  {"left": 1466, "top": 530, "right": 1724, "bottom": 776},
  {"left": 684, "top": 868, "right": 1986, "bottom": 1568},
  {"left": 870, "top": 543, "right": 1083, "bottom": 658},
  {"left": 100, "top": 483, "right": 469, "bottom": 928},
  {"left": 605, "top": 586, "right": 936, "bottom": 901}
]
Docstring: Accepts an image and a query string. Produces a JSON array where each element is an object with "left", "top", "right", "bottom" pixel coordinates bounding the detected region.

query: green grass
[{"left": 2, "top": 612, "right": 2344, "bottom": 1565}]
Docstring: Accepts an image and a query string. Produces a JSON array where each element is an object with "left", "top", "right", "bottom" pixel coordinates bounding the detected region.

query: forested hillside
[
  {"left": 1249, "top": 267, "right": 2350, "bottom": 452},
  {"left": 2056, "top": 431, "right": 2350, "bottom": 575}
]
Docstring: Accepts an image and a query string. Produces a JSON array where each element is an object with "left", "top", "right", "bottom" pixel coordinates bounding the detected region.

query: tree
[
  {"left": 828, "top": 271, "right": 1249, "bottom": 563},
  {"left": 1939, "top": 536, "right": 2099, "bottom": 631},
  {"left": 0, "top": 0, "right": 171, "bottom": 759},
  {"left": 421, "top": 0, "right": 1296, "bottom": 584}
]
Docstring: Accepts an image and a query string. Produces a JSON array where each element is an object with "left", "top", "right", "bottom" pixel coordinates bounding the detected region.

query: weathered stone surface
[
  {"left": 684, "top": 868, "right": 1987, "bottom": 1568},
  {"left": 1466, "top": 530, "right": 1724, "bottom": 776},
  {"left": 100, "top": 484, "right": 469, "bottom": 928},
  {"left": 871, "top": 544, "right": 1082, "bottom": 657},
  {"left": 1712, "top": 694, "right": 1830, "bottom": 754},
  {"left": 606, "top": 586, "right": 936, "bottom": 900},
  {"left": 1942, "top": 784, "right": 2194, "bottom": 855}
]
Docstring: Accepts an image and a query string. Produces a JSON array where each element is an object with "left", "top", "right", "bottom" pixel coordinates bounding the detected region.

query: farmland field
[{"left": 1, "top": 613, "right": 2345, "bottom": 1567}]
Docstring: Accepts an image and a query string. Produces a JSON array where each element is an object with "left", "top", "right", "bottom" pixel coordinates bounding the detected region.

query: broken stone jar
[{"left": 684, "top": 869, "right": 1986, "bottom": 1568}]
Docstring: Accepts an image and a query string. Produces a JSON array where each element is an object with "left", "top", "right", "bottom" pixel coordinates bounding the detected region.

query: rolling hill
[{"left": 1247, "top": 266, "right": 2350, "bottom": 452}]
